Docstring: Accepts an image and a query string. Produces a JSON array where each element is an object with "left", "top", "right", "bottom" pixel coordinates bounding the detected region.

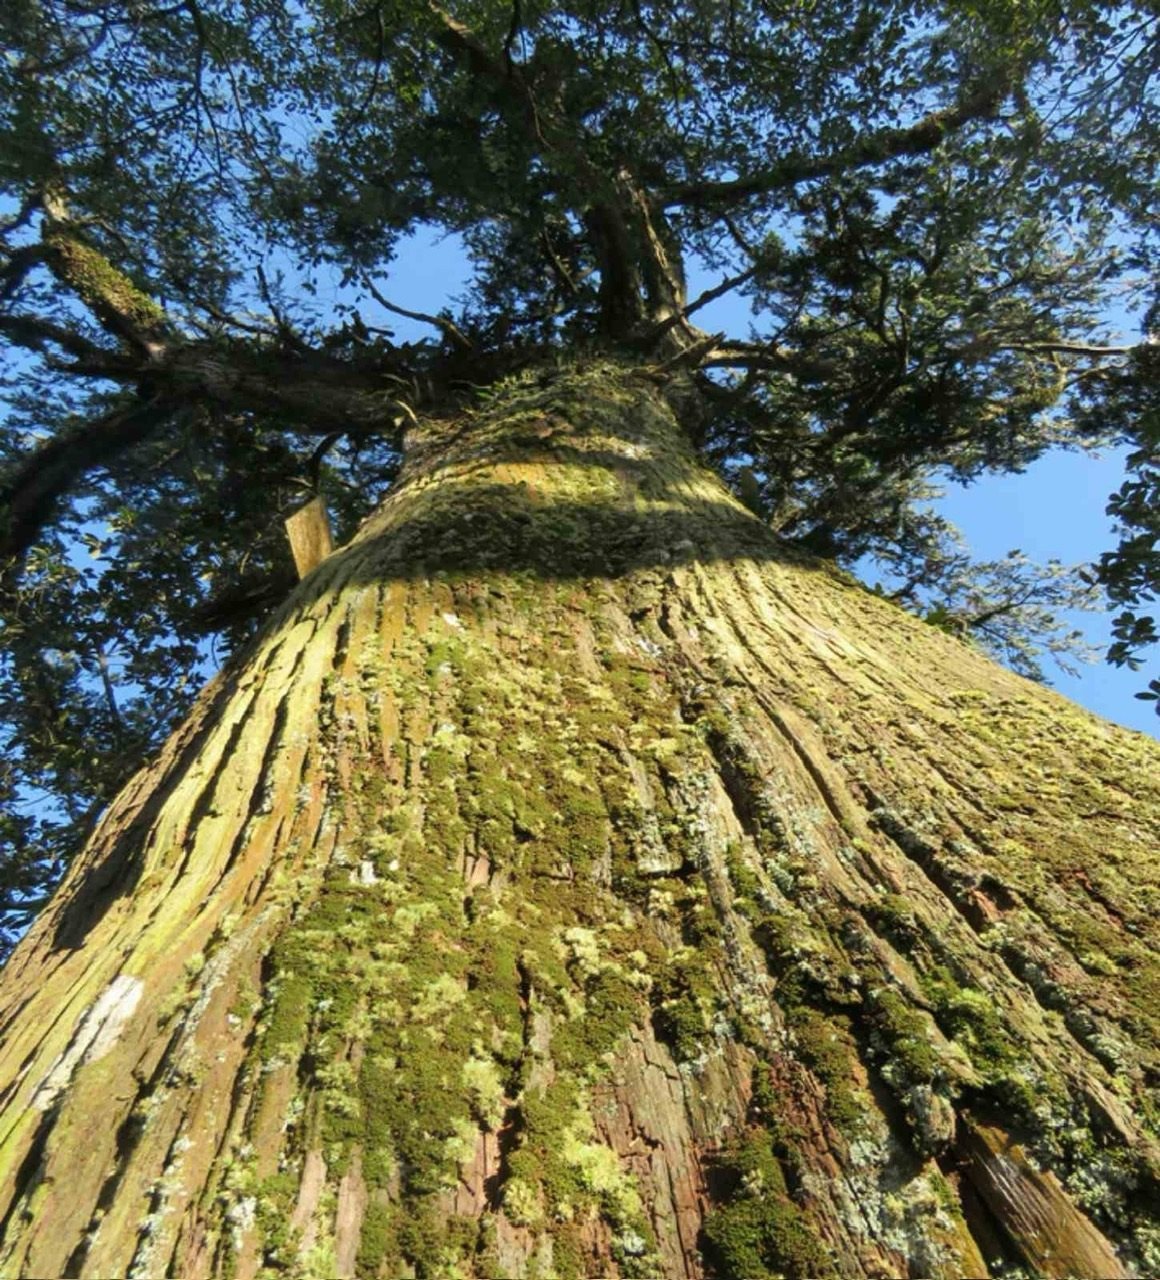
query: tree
[
  {"left": 0, "top": 3, "right": 1158, "bottom": 1277},
  {"left": 2, "top": 0, "right": 1158, "bottom": 940},
  {"left": 1080, "top": 293, "right": 1160, "bottom": 698}
]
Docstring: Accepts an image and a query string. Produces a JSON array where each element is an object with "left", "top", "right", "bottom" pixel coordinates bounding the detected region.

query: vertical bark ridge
[{"left": 0, "top": 363, "right": 1155, "bottom": 1278}]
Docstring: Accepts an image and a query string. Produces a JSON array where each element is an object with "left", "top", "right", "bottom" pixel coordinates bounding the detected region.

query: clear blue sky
[{"left": 367, "top": 228, "right": 1157, "bottom": 738}]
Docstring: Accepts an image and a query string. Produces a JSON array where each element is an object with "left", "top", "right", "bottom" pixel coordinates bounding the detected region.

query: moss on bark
[{"left": 0, "top": 362, "right": 1156, "bottom": 1279}]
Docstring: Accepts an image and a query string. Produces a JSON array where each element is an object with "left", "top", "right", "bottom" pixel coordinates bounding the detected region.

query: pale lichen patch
[{"left": 31, "top": 974, "right": 144, "bottom": 1111}]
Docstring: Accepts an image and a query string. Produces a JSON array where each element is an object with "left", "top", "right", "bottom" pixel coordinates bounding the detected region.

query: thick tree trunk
[{"left": 0, "top": 362, "right": 1157, "bottom": 1280}]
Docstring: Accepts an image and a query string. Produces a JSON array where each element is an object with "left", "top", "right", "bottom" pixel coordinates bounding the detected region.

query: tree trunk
[{"left": 0, "top": 362, "right": 1157, "bottom": 1280}]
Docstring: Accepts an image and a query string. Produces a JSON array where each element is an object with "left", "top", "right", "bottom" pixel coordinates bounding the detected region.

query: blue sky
[
  {"left": 936, "top": 448, "right": 1155, "bottom": 735},
  {"left": 366, "top": 227, "right": 1157, "bottom": 738}
]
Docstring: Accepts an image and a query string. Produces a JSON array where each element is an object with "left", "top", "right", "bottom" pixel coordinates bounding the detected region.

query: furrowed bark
[{"left": 0, "top": 363, "right": 1156, "bottom": 1279}]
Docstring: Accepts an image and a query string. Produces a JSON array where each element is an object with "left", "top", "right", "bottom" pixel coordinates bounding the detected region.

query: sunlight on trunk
[{"left": 0, "top": 364, "right": 1155, "bottom": 1279}]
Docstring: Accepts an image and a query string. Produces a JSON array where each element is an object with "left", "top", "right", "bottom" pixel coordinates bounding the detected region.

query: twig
[{"left": 361, "top": 275, "right": 472, "bottom": 350}]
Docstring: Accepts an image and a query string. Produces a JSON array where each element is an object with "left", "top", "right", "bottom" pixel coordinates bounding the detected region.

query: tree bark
[{"left": 0, "top": 362, "right": 1156, "bottom": 1280}]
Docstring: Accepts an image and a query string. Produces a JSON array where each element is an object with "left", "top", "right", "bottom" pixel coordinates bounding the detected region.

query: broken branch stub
[{"left": 284, "top": 496, "right": 334, "bottom": 580}]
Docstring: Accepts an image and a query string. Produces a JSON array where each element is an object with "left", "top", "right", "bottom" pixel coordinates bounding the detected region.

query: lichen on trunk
[{"left": 0, "top": 362, "right": 1157, "bottom": 1279}]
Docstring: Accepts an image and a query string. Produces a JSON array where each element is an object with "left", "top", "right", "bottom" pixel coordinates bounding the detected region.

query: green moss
[
  {"left": 558, "top": 785, "right": 610, "bottom": 871},
  {"left": 702, "top": 1199, "right": 827, "bottom": 1280},
  {"left": 507, "top": 1080, "right": 584, "bottom": 1214},
  {"left": 920, "top": 968, "right": 1016, "bottom": 1075},
  {"left": 753, "top": 910, "right": 858, "bottom": 1009},
  {"left": 554, "top": 967, "right": 643, "bottom": 1067},
  {"left": 786, "top": 1008, "right": 863, "bottom": 1133},
  {"left": 255, "top": 1172, "right": 301, "bottom": 1269},
  {"left": 234, "top": 510, "right": 760, "bottom": 1267},
  {"left": 724, "top": 842, "right": 763, "bottom": 919},
  {"left": 46, "top": 230, "right": 166, "bottom": 331},
  {"left": 467, "top": 934, "right": 524, "bottom": 1064},
  {"left": 653, "top": 949, "right": 722, "bottom": 1062},
  {"left": 462, "top": 1053, "right": 506, "bottom": 1130},
  {"left": 425, "top": 637, "right": 465, "bottom": 680},
  {"left": 701, "top": 1129, "right": 832, "bottom": 1280},
  {"left": 424, "top": 743, "right": 458, "bottom": 785},
  {"left": 365, "top": 1057, "right": 440, "bottom": 1193},
  {"left": 394, "top": 1205, "right": 479, "bottom": 1278},
  {"left": 262, "top": 972, "right": 313, "bottom": 1056},
  {"left": 866, "top": 893, "right": 922, "bottom": 946},
  {"left": 866, "top": 987, "right": 939, "bottom": 1086},
  {"left": 505, "top": 1077, "right": 657, "bottom": 1273},
  {"left": 472, "top": 1217, "right": 508, "bottom": 1280},
  {"left": 548, "top": 1222, "right": 587, "bottom": 1280},
  {"left": 355, "top": 1201, "right": 396, "bottom": 1279}
]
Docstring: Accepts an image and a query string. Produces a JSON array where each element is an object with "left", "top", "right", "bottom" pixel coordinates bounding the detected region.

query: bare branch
[
  {"left": 539, "top": 226, "right": 581, "bottom": 297},
  {"left": 699, "top": 340, "right": 798, "bottom": 371},
  {"left": 256, "top": 264, "right": 309, "bottom": 353},
  {"left": 996, "top": 340, "right": 1137, "bottom": 356},
  {"left": 361, "top": 275, "right": 473, "bottom": 350},
  {"left": 640, "top": 260, "right": 765, "bottom": 348}
]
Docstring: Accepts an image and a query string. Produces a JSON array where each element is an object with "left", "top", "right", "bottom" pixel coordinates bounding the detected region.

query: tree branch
[
  {"left": 256, "top": 264, "right": 310, "bottom": 353},
  {"left": 361, "top": 275, "right": 473, "bottom": 351},
  {"left": 664, "top": 71, "right": 1015, "bottom": 209},
  {"left": 0, "top": 244, "right": 46, "bottom": 304},
  {"left": 39, "top": 203, "right": 171, "bottom": 359},
  {"left": 698, "top": 339, "right": 800, "bottom": 371},
  {"left": 0, "top": 395, "right": 176, "bottom": 570},
  {"left": 0, "top": 329, "right": 415, "bottom": 574},
  {"left": 0, "top": 312, "right": 108, "bottom": 362},
  {"left": 996, "top": 340, "right": 1137, "bottom": 356},
  {"left": 640, "top": 259, "right": 766, "bottom": 348},
  {"left": 426, "top": 4, "right": 653, "bottom": 342},
  {"left": 428, "top": 2, "right": 546, "bottom": 143}
]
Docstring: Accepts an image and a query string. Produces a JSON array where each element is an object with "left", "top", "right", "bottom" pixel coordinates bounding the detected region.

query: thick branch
[
  {"left": 427, "top": 4, "right": 672, "bottom": 345},
  {"left": 622, "top": 178, "right": 690, "bottom": 340},
  {"left": 583, "top": 202, "right": 644, "bottom": 338},
  {"left": 0, "top": 330, "right": 416, "bottom": 571},
  {"left": 664, "top": 72, "right": 1015, "bottom": 209},
  {"left": 428, "top": 3, "right": 545, "bottom": 142},
  {"left": 0, "top": 396, "right": 175, "bottom": 568},
  {"left": 22, "top": 332, "right": 417, "bottom": 440},
  {"left": 39, "top": 213, "right": 171, "bottom": 359},
  {"left": 699, "top": 340, "right": 801, "bottom": 371},
  {"left": 156, "top": 343, "right": 414, "bottom": 437},
  {"left": 0, "top": 312, "right": 108, "bottom": 362}
]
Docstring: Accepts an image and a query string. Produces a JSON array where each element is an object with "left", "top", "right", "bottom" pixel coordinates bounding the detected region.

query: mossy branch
[{"left": 41, "top": 223, "right": 170, "bottom": 357}]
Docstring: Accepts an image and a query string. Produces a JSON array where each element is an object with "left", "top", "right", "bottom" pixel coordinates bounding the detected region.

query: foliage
[
  {"left": 0, "top": 0, "right": 1156, "bottom": 952},
  {"left": 876, "top": 530, "right": 1101, "bottom": 681},
  {"left": 1077, "top": 299, "right": 1160, "bottom": 681}
]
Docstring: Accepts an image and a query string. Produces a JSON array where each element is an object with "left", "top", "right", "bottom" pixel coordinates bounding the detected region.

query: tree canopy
[{"left": 0, "top": 0, "right": 1157, "bottom": 954}]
